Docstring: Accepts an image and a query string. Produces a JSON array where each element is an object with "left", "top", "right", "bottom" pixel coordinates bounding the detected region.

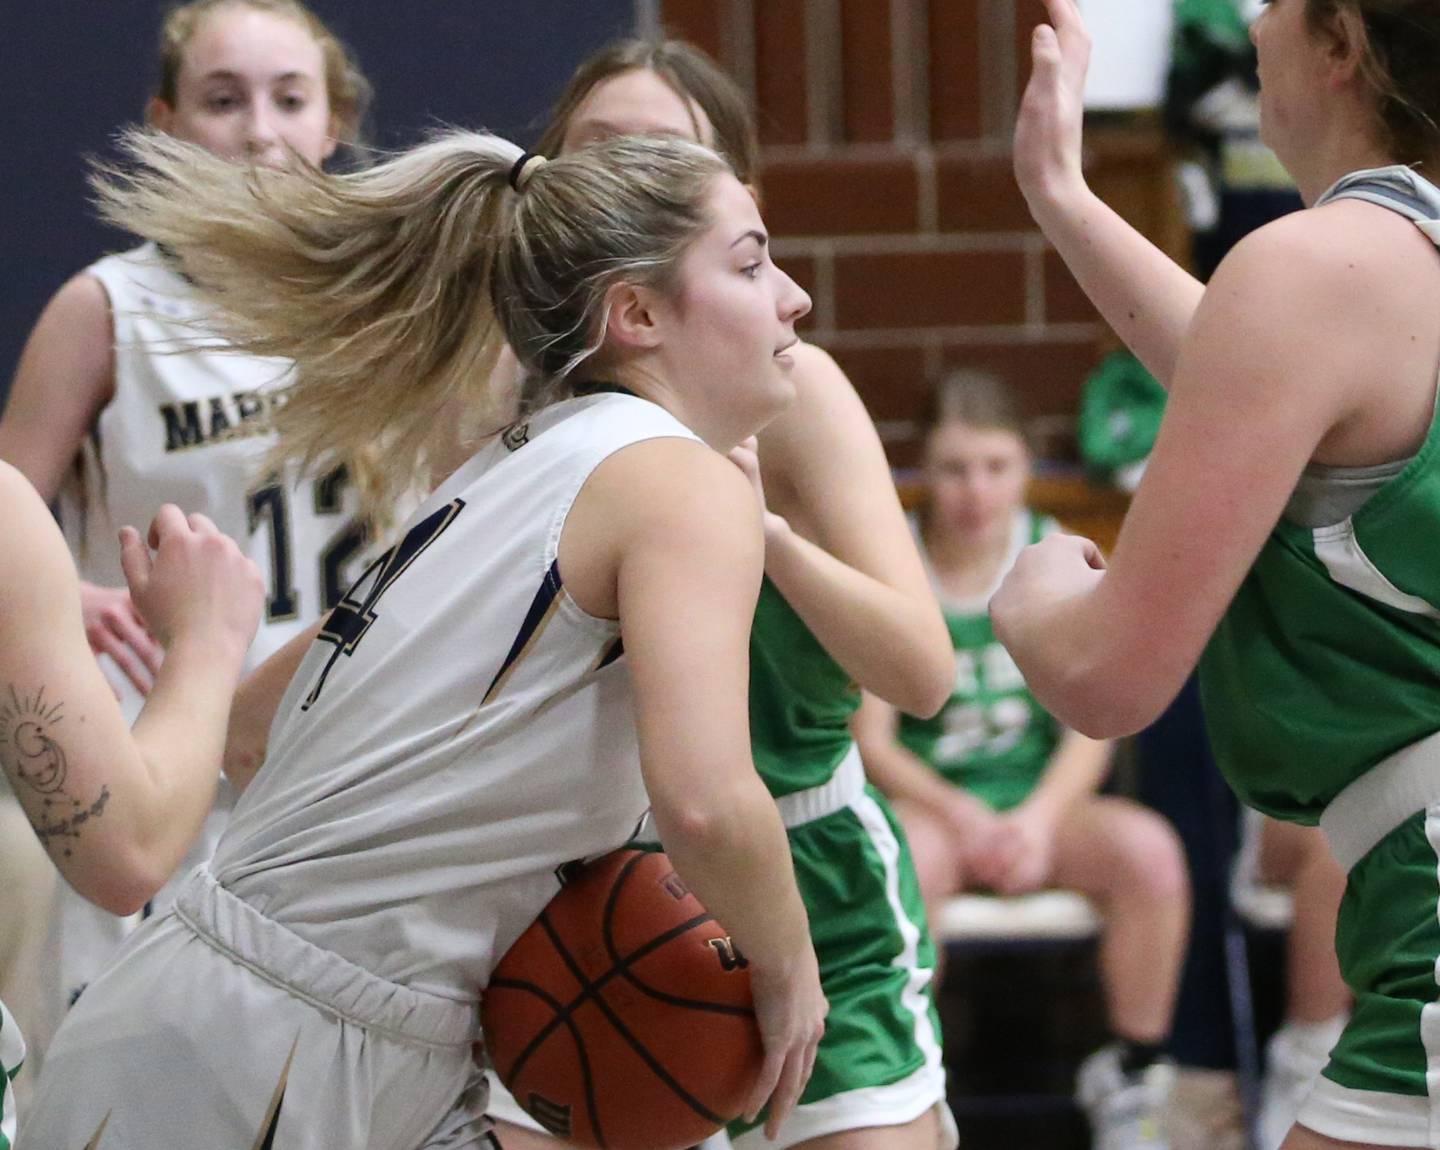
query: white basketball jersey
[
  {"left": 212, "top": 392, "right": 699, "bottom": 1001},
  {"left": 69, "top": 244, "right": 370, "bottom": 703}
]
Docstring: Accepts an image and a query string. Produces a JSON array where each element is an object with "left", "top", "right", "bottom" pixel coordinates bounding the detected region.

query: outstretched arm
[
  {"left": 0, "top": 466, "right": 262, "bottom": 913},
  {"left": 992, "top": 215, "right": 1382, "bottom": 735},
  {"left": 1016, "top": 0, "right": 1205, "bottom": 385}
]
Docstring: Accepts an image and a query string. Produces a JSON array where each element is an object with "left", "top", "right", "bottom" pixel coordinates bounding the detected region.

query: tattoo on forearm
[{"left": 0, "top": 683, "right": 109, "bottom": 858}]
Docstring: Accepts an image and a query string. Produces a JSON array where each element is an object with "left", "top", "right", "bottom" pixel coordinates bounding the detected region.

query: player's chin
[{"left": 761, "top": 366, "right": 798, "bottom": 418}]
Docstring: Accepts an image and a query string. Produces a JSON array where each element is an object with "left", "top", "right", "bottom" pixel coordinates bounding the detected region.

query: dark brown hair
[
  {"left": 536, "top": 38, "right": 759, "bottom": 185},
  {"left": 1307, "top": 0, "right": 1440, "bottom": 164}
]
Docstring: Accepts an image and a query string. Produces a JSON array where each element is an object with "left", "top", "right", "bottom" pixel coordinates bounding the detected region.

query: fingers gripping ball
[{"left": 484, "top": 849, "right": 763, "bottom": 1150}]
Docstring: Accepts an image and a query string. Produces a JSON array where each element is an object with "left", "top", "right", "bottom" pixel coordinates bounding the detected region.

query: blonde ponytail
[
  {"left": 92, "top": 128, "right": 729, "bottom": 509},
  {"left": 94, "top": 130, "right": 516, "bottom": 505}
]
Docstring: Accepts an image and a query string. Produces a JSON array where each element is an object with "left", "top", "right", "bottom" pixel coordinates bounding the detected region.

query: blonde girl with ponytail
[{"left": 21, "top": 127, "right": 825, "bottom": 1150}]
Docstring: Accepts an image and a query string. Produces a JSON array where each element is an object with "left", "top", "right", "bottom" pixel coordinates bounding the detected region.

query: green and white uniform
[
  {"left": 900, "top": 510, "right": 1059, "bottom": 811},
  {"left": 0, "top": 1000, "right": 20, "bottom": 1150},
  {"left": 1199, "top": 166, "right": 1440, "bottom": 1147},
  {"left": 728, "top": 580, "right": 953, "bottom": 1149}
]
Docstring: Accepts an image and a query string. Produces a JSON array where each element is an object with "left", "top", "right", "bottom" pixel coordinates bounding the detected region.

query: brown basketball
[{"left": 483, "top": 849, "right": 764, "bottom": 1150}]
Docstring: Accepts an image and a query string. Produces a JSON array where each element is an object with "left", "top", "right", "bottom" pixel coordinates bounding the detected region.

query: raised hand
[{"left": 1014, "top": 0, "right": 1092, "bottom": 211}]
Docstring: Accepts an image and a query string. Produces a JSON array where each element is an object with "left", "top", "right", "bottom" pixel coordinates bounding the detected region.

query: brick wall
[{"left": 655, "top": 0, "right": 1185, "bottom": 468}]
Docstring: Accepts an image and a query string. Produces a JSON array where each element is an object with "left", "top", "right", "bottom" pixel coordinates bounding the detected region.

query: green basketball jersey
[
  {"left": 1200, "top": 168, "right": 1440, "bottom": 824},
  {"left": 899, "top": 510, "right": 1059, "bottom": 811},
  {"left": 749, "top": 577, "right": 861, "bottom": 798}
]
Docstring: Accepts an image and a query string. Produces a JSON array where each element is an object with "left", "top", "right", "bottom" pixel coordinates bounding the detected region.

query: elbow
[
  {"left": 92, "top": 887, "right": 152, "bottom": 919},
  {"left": 649, "top": 776, "right": 772, "bottom": 854},
  {"left": 651, "top": 801, "right": 728, "bottom": 853},
  {"left": 1042, "top": 658, "right": 1177, "bottom": 740},
  {"left": 68, "top": 865, "right": 166, "bottom": 918},
  {"left": 103, "top": 862, "right": 170, "bottom": 917},
  {"left": 904, "top": 647, "right": 957, "bottom": 720},
  {"left": 871, "top": 631, "right": 957, "bottom": 720},
  {"left": 1054, "top": 699, "right": 1146, "bottom": 741},
  {"left": 64, "top": 838, "right": 176, "bottom": 917}
]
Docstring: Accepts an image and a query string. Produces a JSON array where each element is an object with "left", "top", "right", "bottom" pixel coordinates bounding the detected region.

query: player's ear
[
  {"left": 603, "top": 282, "right": 665, "bottom": 351},
  {"left": 147, "top": 96, "right": 175, "bottom": 132}
]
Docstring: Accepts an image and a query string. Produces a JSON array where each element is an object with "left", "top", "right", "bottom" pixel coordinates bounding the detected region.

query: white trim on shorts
[
  {"left": 633, "top": 746, "right": 867, "bottom": 843},
  {"left": 1296, "top": 805, "right": 1440, "bottom": 1148},
  {"left": 728, "top": 1072, "right": 957, "bottom": 1150},
  {"left": 773, "top": 746, "right": 865, "bottom": 828},
  {"left": 1299, "top": 1077, "right": 1436, "bottom": 1147},
  {"left": 1320, "top": 729, "right": 1440, "bottom": 873},
  {"left": 734, "top": 789, "right": 955, "bottom": 1150}
]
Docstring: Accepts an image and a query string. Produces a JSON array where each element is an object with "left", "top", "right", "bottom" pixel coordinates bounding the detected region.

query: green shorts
[
  {"left": 1300, "top": 805, "right": 1440, "bottom": 1146},
  {"left": 729, "top": 782, "right": 954, "bottom": 1149}
]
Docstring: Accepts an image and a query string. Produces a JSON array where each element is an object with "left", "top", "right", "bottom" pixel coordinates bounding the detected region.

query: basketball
[{"left": 483, "top": 849, "right": 765, "bottom": 1150}]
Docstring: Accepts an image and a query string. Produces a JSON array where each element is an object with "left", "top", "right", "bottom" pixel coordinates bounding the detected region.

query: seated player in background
[{"left": 853, "top": 371, "right": 1190, "bottom": 1150}]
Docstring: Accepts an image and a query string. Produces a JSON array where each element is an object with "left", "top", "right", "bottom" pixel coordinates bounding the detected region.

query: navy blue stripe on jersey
[
  {"left": 483, "top": 560, "right": 566, "bottom": 705},
  {"left": 595, "top": 637, "right": 624, "bottom": 671},
  {"left": 80, "top": 1116, "right": 110, "bottom": 1150},
  {"left": 302, "top": 499, "right": 465, "bottom": 711}
]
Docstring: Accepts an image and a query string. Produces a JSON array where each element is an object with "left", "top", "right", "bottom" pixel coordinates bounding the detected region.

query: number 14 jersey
[{"left": 213, "top": 392, "right": 699, "bottom": 1001}]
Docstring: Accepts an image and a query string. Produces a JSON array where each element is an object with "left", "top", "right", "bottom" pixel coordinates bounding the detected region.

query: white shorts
[{"left": 21, "top": 867, "right": 493, "bottom": 1150}]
